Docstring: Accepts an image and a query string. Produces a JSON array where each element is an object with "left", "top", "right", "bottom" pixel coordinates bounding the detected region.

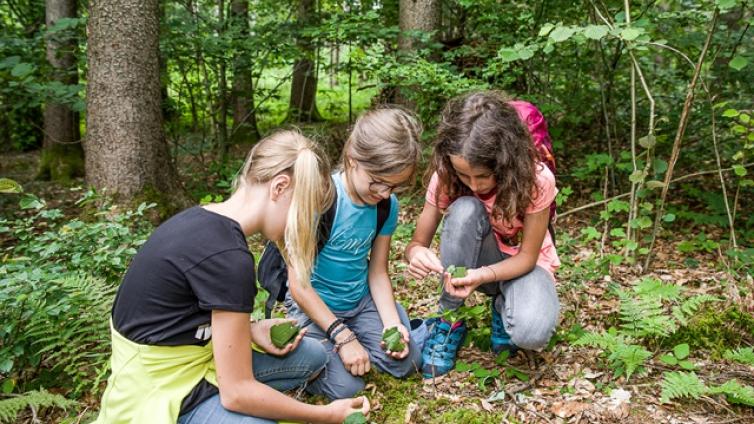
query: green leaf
[
  {"left": 716, "top": 0, "right": 737, "bottom": 11},
  {"left": 497, "top": 48, "right": 519, "bottom": 63},
  {"left": 639, "top": 134, "right": 656, "bottom": 149},
  {"left": 344, "top": 412, "right": 367, "bottom": 424},
  {"left": 662, "top": 213, "right": 676, "bottom": 223},
  {"left": 518, "top": 47, "right": 535, "bottom": 60},
  {"left": 620, "top": 27, "right": 643, "bottom": 41},
  {"left": 495, "top": 350, "right": 510, "bottom": 365},
  {"left": 583, "top": 25, "right": 609, "bottom": 40},
  {"left": 0, "top": 358, "right": 13, "bottom": 373},
  {"left": 270, "top": 322, "right": 300, "bottom": 348},
  {"left": 19, "top": 195, "right": 45, "bottom": 210},
  {"left": 0, "top": 178, "right": 23, "bottom": 193},
  {"left": 549, "top": 26, "right": 576, "bottom": 42},
  {"left": 455, "top": 361, "right": 472, "bottom": 372},
  {"left": 382, "top": 326, "right": 405, "bottom": 352},
  {"left": 629, "top": 170, "right": 647, "bottom": 183},
  {"left": 538, "top": 23, "right": 555, "bottom": 37},
  {"left": 679, "top": 360, "right": 696, "bottom": 370},
  {"left": 660, "top": 354, "right": 678, "bottom": 366},
  {"left": 11, "top": 62, "right": 34, "bottom": 78},
  {"left": 739, "top": 114, "right": 750, "bottom": 124},
  {"left": 1, "top": 378, "right": 14, "bottom": 394},
  {"left": 729, "top": 56, "right": 748, "bottom": 71},
  {"left": 674, "top": 344, "right": 690, "bottom": 360},
  {"left": 722, "top": 109, "right": 740, "bottom": 118},
  {"left": 645, "top": 180, "right": 665, "bottom": 190},
  {"left": 733, "top": 165, "right": 747, "bottom": 177}
]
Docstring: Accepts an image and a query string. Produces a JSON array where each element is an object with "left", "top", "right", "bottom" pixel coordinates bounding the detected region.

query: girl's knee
[
  {"left": 298, "top": 338, "right": 329, "bottom": 374},
  {"left": 445, "top": 197, "right": 486, "bottom": 226},
  {"left": 325, "top": 374, "right": 365, "bottom": 400}
]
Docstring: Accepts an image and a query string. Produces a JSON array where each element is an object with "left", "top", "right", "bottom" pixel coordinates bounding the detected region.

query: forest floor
[{"left": 2, "top": 150, "right": 754, "bottom": 423}]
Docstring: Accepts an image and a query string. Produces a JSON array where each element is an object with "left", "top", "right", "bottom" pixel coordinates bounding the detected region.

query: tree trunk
[
  {"left": 85, "top": 0, "right": 190, "bottom": 214},
  {"left": 288, "top": 0, "right": 321, "bottom": 122},
  {"left": 230, "top": 0, "right": 260, "bottom": 144},
  {"left": 40, "top": 0, "right": 84, "bottom": 182},
  {"left": 398, "top": 0, "right": 440, "bottom": 53}
]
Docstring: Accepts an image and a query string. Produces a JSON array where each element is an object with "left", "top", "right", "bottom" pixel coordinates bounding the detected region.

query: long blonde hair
[
  {"left": 342, "top": 106, "right": 422, "bottom": 190},
  {"left": 234, "top": 130, "right": 333, "bottom": 285}
]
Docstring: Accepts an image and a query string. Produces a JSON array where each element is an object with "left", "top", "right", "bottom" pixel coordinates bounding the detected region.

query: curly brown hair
[{"left": 429, "top": 90, "right": 539, "bottom": 223}]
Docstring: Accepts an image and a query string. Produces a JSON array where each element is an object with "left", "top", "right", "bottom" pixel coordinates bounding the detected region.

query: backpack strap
[{"left": 375, "top": 197, "right": 391, "bottom": 238}]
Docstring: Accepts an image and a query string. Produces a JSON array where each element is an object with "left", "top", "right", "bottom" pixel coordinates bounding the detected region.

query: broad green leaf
[
  {"left": 729, "top": 56, "right": 748, "bottom": 71},
  {"left": 629, "top": 170, "right": 647, "bottom": 183},
  {"left": 0, "top": 178, "right": 23, "bottom": 193},
  {"left": 549, "top": 26, "right": 576, "bottom": 42},
  {"left": 674, "top": 344, "right": 690, "bottom": 360},
  {"left": 11, "top": 62, "right": 34, "bottom": 78},
  {"left": 639, "top": 134, "right": 656, "bottom": 149},
  {"left": 19, "top": 195, "right": 45, "bottom": 210},
  {"left": 583, "top": 25, "right": 609, "bottom": 40},
  {"left": 344, "top": 412, "right": 367, "bottom": 424},
  {"left": 497, "top": 48, "right": 519, "bottom": 63},
  {"left": 662, "top": 213, "right": 676, "bottom": 223},
  {"left": 495, "top": 350, "right": 510, "bottom": 365},
  {"left": 620, "top": 28, "right": 643, "bottom": 41},
  {"left": 722, "top": 109, "right": 740, "bottom": 118},
  {"left": 739, "top": 114, "right": 750, "bottom": 124},
  {"left": 538, "top": 23, "right": 555, "bottom": 37},
  {"left": 679, "top": 360, "right": 696, "bottom": 370},
  {"left": 455, "top": 361, "right": 472, "bottom": 372},
  {"left": 645, "top": 180, "right": 665, "bottom": 190},
  {"left": 716, "top": 0, "right": 738, "bottom": 11},
  {"left": 518, "top": 47, "right": 535, "bottom": 60},
  {"left": 660, "top": 354, "right": 678, "bottom": 366},
  {"left": 733, "top": 165, "right": 747, "bottom": 176},
  {"left": 654, "top": 159, "right": 668, "bottom": 174}
]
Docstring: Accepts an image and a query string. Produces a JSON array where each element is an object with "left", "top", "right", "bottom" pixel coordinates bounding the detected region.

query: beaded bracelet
[
  {"left": 334, "top": 333, "right": 358, "bottom": 353},
  {"left": 484, "top": 265, "right": 499, "bottom": 282},
  {"left": 325, "top": 318, "right": 344, "bottom": 338},
  {"left": 329, "top": 323, "right": 349, "bottom": 342}
]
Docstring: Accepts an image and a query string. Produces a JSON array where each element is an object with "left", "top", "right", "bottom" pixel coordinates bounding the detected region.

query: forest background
[{"left": 0, "top": 0, "right": 753, "bottom": 422}]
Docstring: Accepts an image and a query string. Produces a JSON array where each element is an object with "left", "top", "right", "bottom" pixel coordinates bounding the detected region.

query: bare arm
[
  {"left": 211, "top": 310, "right": 367, "bottom": 423},
  {"left": 404, "top": 201, "right": 444, "bottom": 278},
  {"left": 368, "top": 235, "right": 409, "bottom": 359}
]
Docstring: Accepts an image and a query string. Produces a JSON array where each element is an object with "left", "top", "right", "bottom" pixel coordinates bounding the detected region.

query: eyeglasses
[{"left": 367, "top": 176, "right": 410, "bottom": 195}]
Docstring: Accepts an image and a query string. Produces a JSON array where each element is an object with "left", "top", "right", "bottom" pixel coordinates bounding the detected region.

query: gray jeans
[
  {"left": 439, "top": 196, "right": 560, "bottom": 350},
  {"left": 285, "top": 292, "right": 422, "bottom": 400}
]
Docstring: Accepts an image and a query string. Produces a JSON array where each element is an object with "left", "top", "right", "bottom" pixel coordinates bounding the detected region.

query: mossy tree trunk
[
  {"left": 85, "top": 0, "right": 191, "bottom": 215},
  {"left": 39, "top": 0, "right": 84, "bottom": 182}
]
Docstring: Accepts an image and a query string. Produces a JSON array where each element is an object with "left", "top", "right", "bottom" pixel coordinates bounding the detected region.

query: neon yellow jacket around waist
[{"left": 94, "top": 324, "right": 218, "bottom": 424}]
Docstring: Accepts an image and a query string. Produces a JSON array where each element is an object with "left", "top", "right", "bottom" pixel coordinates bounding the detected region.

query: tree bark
[
  {"left": 40, "top": 0, "right": 84, "bottom": 182},
  {"left": 230, "top": 0, "right": 260, "bottom": 144},
  {"left": 85, "top": 0, "right": 190, "bottom": 214},
  {"left": 398, "top": 0, "right": 440, "bottom": 53},
  {"left": 288, "top": 0, "right": 321, "bottom": 122}
]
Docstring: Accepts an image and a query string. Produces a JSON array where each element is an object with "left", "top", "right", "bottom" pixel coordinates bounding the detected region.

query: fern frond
[
  {"left": 660, "top": 371, "right": 707, "bottom": 403},
  {"left": 633, "top": 277, "right": 683, "bottom": 301},
  {"left": 710, "top": 379, "right": 754, "bottom": 407},
  {"left": 0, "top": 390, "right": 76, "bottom": 424},
  {"left": 671, "top": 294, "right": 720, "bottom": 326},
  {"left": 608, "top": 343, "right": 651, "bottom": 380},
  {"left": 724, "top": 347, "right": 754, "bottom": 367},
  {"left": 618, "top": 291, "right": 676, "bottom": 337},
  {"left": 572, "top": 331, "right": 622, "bottom": 350}
]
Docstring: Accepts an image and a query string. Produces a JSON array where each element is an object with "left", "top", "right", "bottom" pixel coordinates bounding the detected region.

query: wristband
[
  {"left": 325, "top": 318, "right": 344, "bottom": 338},
  {"left": 334, "top": 333, "right": 358, "bottom": 353},
  {"left": 329, "top": 323, "right": 349, "bottom": 342}
]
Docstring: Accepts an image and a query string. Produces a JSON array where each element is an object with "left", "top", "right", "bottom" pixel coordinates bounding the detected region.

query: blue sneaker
[
  {"left": 491, "top": 298, "right": 518, "bottom": 355},
  {"left": 421, "top": 317, "right": 466, "bottom": 378}
]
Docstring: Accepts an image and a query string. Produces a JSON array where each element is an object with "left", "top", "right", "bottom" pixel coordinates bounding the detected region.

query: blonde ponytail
[{"left": 235, "top": 130, "right": 333, "bottom": 286}]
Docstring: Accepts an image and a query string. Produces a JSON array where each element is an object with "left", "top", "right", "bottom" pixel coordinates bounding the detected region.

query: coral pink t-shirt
[{"left": 426, "top": 164, "right": 560, "bottom": 278}]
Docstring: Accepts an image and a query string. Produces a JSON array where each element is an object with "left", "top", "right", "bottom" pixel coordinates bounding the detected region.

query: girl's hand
[
  {"left": 327, "top": 396, "right": 370, "bottom": 423},
  {"left": 444, "top": 267, "right": 488, "bottom": 299},
  {"left": 337, "top": 332, "right": 371, "bottom": 376},
  {"left": 407, "top": 246, "right": 443, "bottom": 279},
  {"left": 250, "top": 318, "right": 306, "bottom": 356},
  {"left": 380, "top": 323, "right": 410, "bottom": 360}
]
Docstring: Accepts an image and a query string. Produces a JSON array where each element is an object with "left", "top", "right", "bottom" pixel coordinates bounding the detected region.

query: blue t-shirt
[{"left": 311, "top": 173, "right": 399, "bottom": 311}]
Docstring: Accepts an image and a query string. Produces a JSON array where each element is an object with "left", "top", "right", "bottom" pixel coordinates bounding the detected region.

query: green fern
[
  {"left": 724, "top": 347, "right": 754, "bottom": 367},
  {"left": 0, "top": 390, "right": 76, "bottom": 424},
  {"left": 710, "top": 380, "right": 754, "bottom": 407},
  {"left": 671, "top": 294, "right": 720, "bottom": 326},
  {"left": 572, "top": 330, "right": 622, "bottom": 350},
  {"left": 660, "top": 371, "right": 708, "bottom": 403},
  {"left": 23, "top": 273, "right": 115, "bottom": 395},
  {"left": 633, "top": 277, "right": 683, "bottom": 301},
  {"left": 618, "top": 290, "right": 677, "bottom": 337},
  {"left": 608, "top": 343, "right": 652, "bottom": 379}
]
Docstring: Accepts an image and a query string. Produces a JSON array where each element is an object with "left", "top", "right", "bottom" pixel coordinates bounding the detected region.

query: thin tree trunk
[
  {"left": 230, "top": 0, "right": 260, "bottom": 145},
  {"left": 85, "top": 0, "right": 190, "bottom": 214},
  {"left": 40, "top": 0, "right": 84, "bottom": 182},
  {"left": 288, "top": 0, "right": 321, "bottom": 122}
]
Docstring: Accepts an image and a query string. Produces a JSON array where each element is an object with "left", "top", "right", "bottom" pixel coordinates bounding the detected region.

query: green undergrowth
[{"left": 663, "top": 306, "right": 754, "bottom": 358}]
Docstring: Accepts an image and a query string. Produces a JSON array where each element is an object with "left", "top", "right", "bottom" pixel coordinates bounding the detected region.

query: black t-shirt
[{"left": 112, "top": 206, "right": 256, "bottom": 415}]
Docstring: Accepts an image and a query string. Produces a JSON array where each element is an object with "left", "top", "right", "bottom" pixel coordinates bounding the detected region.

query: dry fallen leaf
[{"left": 550, "top": 401, "right": 590, "bottom": 418}]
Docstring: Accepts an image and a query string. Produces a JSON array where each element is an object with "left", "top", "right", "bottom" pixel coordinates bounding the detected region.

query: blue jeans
[
  {"left": 177, "top": 337, "right": 327, "bottom": 424},
  {"left": 286, "top": 292, "right": 422, "bottom": 400},
  {"left": 439, "top": 196, "right": 560, "bottom": 350}
]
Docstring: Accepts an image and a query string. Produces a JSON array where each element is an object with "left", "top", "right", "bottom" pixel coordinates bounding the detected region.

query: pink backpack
[{"left": 509, "top": 100, "right": 557, "bottom": 221}]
